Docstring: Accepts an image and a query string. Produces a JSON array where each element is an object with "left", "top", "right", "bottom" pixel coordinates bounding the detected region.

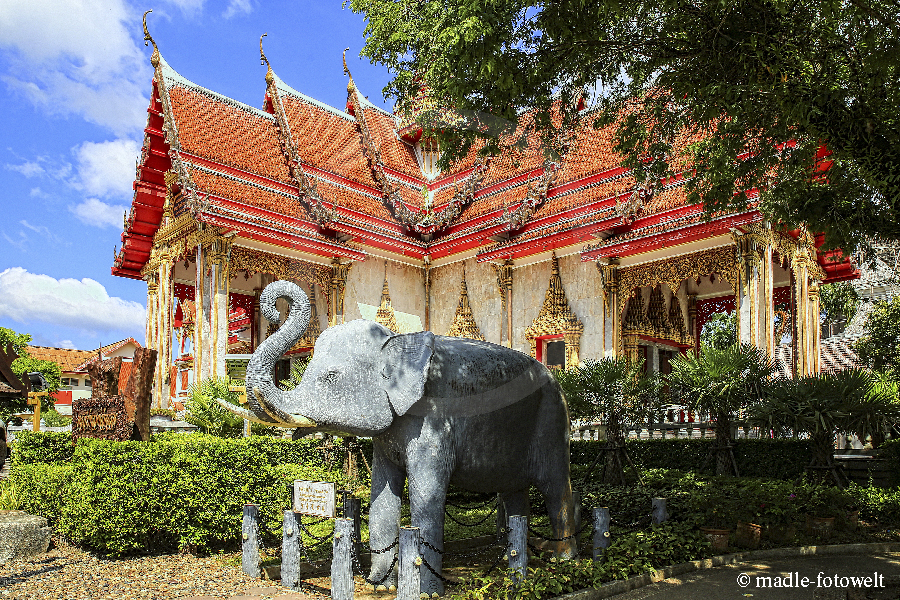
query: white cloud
[
  {"left": 6, "top": 160, "right": 44, "bottom": 177},
  {"left": 0, "top": 0, "right": 151, "bottom": 136},
  {"left": 73, "top": 139, "right": 140, "bottom": 198},
  {"left": 2, "top": 231, "right": 27, "bottom": 252},
  {"left": 224, "top": 0, "right": 253, "bottom": 19},
  {"left": 57, "top": 339, "right": 77, "bottom": 350},
  {"left": 164, "top": 0, "right": 207, "bottom": 13},
  {"left": 69, "top": 198, "right": 128, "bottom": 229},
  {"left": 0, "top": 267, "right": 146, "bottom": 333},
  {"left": 19, "top": 220, "right": 65, "bottom": 245}
]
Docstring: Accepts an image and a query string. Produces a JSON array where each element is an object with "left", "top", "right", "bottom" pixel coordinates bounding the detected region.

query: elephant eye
[{"left": 321, "top": 370, "right": 339, "bottom": 384}]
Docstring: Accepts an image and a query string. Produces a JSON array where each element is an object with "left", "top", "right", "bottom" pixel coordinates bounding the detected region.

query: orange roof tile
[
  {"left": 280, "top": 93, "right": 378, "bottom": 187},
  {"left": 362, "top": 107, "right": 423, "bottom": 180},
  {"left": 168, "top": 85, "right": 291, "bottom": 185}
]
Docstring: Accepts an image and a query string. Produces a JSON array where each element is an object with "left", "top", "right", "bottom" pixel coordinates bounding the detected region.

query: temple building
[{"left": 114, "top": 23, "right": 857, "bottom": 408}]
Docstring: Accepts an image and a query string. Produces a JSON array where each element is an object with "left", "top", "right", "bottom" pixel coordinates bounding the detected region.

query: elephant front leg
[
  {"left": 408, "top": 470, "right": 450, "bottom": 597},
  {"left": 369, "top": 443, "right": 404, "bottom": 591}
]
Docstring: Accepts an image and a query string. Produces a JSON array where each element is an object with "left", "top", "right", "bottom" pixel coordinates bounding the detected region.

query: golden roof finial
[
  {"left": 343, "top": 47, "right": 355, "bottom": 92},
  {"left": 260, "top": 33, "right": 274, "bottom": 85},
  {"left": 142, "top": 10, "right": 160, "bottom": 68}
]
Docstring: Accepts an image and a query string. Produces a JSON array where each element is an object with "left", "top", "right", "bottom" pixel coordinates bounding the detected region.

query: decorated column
[
  {"left": 153, "top": 246, "right": 176, "bottom": 409},
  {"left": 599, "top": 258, "right": 621, "bottom": 358},
  {"left": 791, "top": 230, "right": 823, "bottom": 377},
  {"left": 329, "top": 258, "right": 351, "bottom": 326},
  {"left": 732, "top": 230, "right": 775, "bottom": 356},
  {"left": 206, "top": 237, "right": 233, "bottom": 378},
  {"left": 492, "top": 259, "right": 514, "bottom": 347}
]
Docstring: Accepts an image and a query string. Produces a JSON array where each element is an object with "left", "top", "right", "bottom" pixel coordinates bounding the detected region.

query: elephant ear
[{"left": 381, "top": 331, "right": 435, "bottom": 416}]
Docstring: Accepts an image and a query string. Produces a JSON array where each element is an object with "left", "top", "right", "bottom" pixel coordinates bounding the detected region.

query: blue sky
[{"left": 0, "top": 0, "right": 393, "bottom": 350}]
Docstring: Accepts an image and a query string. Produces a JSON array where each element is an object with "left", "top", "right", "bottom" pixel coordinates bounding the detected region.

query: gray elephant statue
[{"left": 222, "top": 280, "right": 577, "bottom": 596}]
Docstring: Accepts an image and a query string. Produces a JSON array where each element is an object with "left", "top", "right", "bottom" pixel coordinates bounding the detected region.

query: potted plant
[
  {"left": 690, "top": 486, "right": 734, "bottom": 552},
  {"left": 757, "top": 484, "right": 799, "bottom": 543},
  {"left": 804, "top": 485, "right": 851, "bottom": 537}
]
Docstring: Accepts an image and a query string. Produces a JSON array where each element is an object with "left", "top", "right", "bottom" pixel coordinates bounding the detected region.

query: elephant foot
[
  {"left": 368, "top": 563, "right": 397, "bottom": 592},
  {"left": 420, "top": 572, "right": 444, "bottom": 597}
]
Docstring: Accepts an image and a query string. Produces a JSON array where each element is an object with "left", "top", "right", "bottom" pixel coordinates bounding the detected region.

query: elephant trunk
[{"left": 240, "top": 280, "right": 316, "bottom": 428}]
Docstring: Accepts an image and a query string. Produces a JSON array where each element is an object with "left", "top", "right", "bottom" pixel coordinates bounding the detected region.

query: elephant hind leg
[
  {"left": 534, "top": 477, "right": 579, "bottom": 559},
  {"left": 368, "top": 443, "right": 403, "bottom": 591}
]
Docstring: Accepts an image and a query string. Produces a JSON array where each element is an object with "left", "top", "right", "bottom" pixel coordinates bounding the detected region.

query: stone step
[{"left": 0, "top": 510, "right": 51, "bottom": 564}]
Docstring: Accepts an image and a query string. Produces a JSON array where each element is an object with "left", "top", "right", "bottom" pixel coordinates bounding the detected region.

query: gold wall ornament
[
  {"left": 229, "top": 246, "right": 332, "bottom": 312},
  {"left": 375, "top": 265, "right": 399, "bottom": 333},
  {"left": 615, "top": 246, "right": 740, "bottom": 319},
  {"left": 621, "top": 285, "right": 693, "bottom": 347},
  {"left": 446, "top": 266, "right": 485, "bottom": 341},
  {"left": 524, "top": 253, "right": 583, "bottom": 368}
]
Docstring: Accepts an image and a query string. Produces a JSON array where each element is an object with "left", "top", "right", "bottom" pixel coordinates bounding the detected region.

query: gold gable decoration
[
  {"left": 524, "top": 253, "right": 583, "bottom": 368},
  {"left": 446, "top": 267, "right": 485, "bottom": 341},
  {"left": 622, "top": 285, "right": 692, "bottom": 347},
  {"left": 376, "top": 266, "right": 399, "bottom": 333}
]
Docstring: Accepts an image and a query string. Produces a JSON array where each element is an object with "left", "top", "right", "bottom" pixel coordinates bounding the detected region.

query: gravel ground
[{"left": 0, "top": 537, "right": 325, "bottom": 600}]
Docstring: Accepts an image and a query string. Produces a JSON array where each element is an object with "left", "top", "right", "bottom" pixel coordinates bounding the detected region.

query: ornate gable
[{"left": 524, "top": 253, "right": 583, "bottom": 367}]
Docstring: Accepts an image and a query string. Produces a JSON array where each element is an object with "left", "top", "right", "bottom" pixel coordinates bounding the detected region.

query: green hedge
[
  {"left": 13, "top": 434, "right": 354, "bottom": 557},
  {"left": 570, "top": 439, "right": 813, "bottom": 480},
  {"left": 11, "top": 431, "right": 75, "bottom": 466}
]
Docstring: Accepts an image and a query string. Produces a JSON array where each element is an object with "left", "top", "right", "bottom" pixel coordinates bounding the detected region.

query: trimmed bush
[
  {"left": 571, "top": 439, "right": 812, "bottom": 480},
  {"left": 10, "top": 463, "right": 73, "bottom": 525},
  {"left": 15, "top": 434, "right": 351, "bottom": 557},
  {"left": 11, "top": 430, "right": 75, "bottom": 466}
]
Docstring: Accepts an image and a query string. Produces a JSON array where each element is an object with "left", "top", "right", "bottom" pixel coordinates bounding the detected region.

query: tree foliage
[
  {"left": 699, "top": 312, "right": 737, "bottom": 350},
  {"left": 352, "top": 0, "right": 900, "bottom": 249},
  {"left": 856, "top": 295, "right": 900, "bottom": 373},
  {"left": 0, "top": 327, "right": 60, "bottom": 421},
  {"left": 819, "top": 282, "right": 860, "bottom": 326}
]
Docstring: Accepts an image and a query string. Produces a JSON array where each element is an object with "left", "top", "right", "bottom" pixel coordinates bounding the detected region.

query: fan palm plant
[
  {"left": 184, "top": 376, "right": 244, "bottom": 437},
  {"left": 752, "top": 368, "right": 900, "bottom": 486},
  {"left": 668, "top": 344, "right": 775, "bottom": 476},
  {"left": 555, "top": 357, "right": 663, "bottom": 484}
]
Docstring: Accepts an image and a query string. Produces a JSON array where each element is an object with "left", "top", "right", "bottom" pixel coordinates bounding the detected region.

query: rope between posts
[
  {"left": 526, "top": 518, "right": 592, "bottom": 543},
  {"left": 421, "top": 539, "right": 443, "bottom": 555},
  {"left": 370, "top": 537, "right": 399, "bottom": 554},
  {"left": 420, "top": 555, "right": 451, "bottom": 583},
  {"left": 445, "top": 496, "right": 496, "bottom": 510},
  {"left": 444, "top": 505, "right": 497, "bottom": 527}
]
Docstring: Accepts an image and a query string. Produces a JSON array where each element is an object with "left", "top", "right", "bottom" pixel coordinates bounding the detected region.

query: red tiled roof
[
  {"left": 114, "top": 50, "right": 857, "bottom": 278},
  {"left": 169, "top": 85, "right": 292, "bottom": 185},
  {"left": 362, "top": 107, "right": 422, "bottom": 181},
  {"left": 280, "top": 93, "right": 378, "bottom": 187}
]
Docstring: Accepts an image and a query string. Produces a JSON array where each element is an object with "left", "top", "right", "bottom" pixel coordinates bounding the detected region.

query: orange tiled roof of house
[
  {"left": 27, "top": 347, "right": 96, "bottom": 373},
  {"left": 28, "top": 338, "right": 142, "bottom": 374}
]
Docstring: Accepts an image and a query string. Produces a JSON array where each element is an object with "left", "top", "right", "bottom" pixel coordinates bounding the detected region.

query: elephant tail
[{"left": 244, "top": 280, "right": 311, "bottom": 425}]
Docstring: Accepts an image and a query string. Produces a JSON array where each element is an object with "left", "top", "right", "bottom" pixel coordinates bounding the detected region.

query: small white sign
[{"left": 293, "top": 480, "right": 336, "bottom": 517}]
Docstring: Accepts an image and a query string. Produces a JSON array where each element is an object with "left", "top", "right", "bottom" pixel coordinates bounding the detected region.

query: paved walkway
[{"left": 610, "top": 552, "right": 900, "bottom": 600}]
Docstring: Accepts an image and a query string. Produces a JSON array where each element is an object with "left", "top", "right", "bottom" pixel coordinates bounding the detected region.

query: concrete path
[{"left": 611, "top": 552, "right": 900, "bottom": 600}]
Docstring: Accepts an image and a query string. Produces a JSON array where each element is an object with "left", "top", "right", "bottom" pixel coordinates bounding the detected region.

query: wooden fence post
[
  {"left": 592, "top": 507, "right": 610, "bottom": 561},
  {"left": 281, "top": 510, "right": 300, "bottom": 590},
  {"left": 652, "top": 498, "right": 668, "bottom": 525},
  {"left": 242, "top": 504, "right": 260, "bottom": 578},
  {"left": 331, "top": 518, "right": 354, "bottom": 600},
  {"left": 397, "top": 526, "right": 421, "bottom": 600},
  {"left": 508, "top": 515, "right": 528, "bottom": 584}
]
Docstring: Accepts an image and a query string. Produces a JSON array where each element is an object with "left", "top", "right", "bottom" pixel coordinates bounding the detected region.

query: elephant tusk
[
  {"left": 252, "top": 387, "right": 317, "bottom": 428},
  {"left": 215, "top": 397, "right": 281, "bottom": 426}
]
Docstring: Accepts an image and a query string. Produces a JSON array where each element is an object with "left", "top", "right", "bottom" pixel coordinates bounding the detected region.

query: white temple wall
[{"left": 430, "top": 259, "right": 503, "bottom": 343}]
